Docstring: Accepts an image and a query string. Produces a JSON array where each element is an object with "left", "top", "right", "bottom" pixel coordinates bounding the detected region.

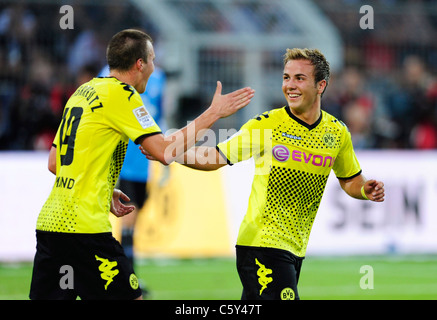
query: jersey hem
[
  {"left": 35, "top": 229, "right": 113, "bottom": 236},
  {"left": 235, "top": 244, "right": 305, "bottom": 260}
]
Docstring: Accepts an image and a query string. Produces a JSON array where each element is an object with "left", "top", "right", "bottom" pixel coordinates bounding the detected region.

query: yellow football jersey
[
  {"left": 217, "top": 106, "right": 361, "bottom": 257},
  {"left": 36, "top": 77, "right": 161, "bottom": 233}
]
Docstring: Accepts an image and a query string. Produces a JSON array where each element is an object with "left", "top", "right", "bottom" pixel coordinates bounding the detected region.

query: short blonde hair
[{"left": 284, "top": 48, "right": 330, "bottom": 90}]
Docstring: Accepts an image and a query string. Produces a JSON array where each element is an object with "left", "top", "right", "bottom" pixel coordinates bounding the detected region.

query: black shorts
[
  {"left": 118, "top": 179, "right": 147, "bottom": 208},
  {"left": 29, "top": 231, "right": 142, "bottom": 300},
  {"left": 236, "top": 245, "right": 304, "bottom": 300}
]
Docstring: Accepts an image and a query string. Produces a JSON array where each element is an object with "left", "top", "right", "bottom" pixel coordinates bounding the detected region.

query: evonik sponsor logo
[{"left": 290, "top": 149, "right": 335, "bottom": 168}]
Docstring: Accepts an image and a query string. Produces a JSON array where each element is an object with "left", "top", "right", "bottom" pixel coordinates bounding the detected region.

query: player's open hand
[
  {"left": 110, "top": 189, "right": 135, "bottom": 217},
  {"left": 209, "top": 81, "right": 255, "bottom": 119},
  {"left": 363, "top": 179, "right": 385, "bottom": 202}
]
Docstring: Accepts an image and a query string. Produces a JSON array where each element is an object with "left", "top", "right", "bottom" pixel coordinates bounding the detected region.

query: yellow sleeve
[
  {"left": 105, "top": 84, "right": 161, "bottom": 143},
  {"left": 217, "top": 117, "right": 267, "bottom": 165},
  {"left": 333, "top": 127, "right": 362, "bottom": 179}
]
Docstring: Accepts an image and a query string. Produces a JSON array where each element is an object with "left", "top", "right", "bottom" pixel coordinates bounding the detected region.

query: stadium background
[{"left": 1, "top": 0, "right": 437, "bottom": 300}]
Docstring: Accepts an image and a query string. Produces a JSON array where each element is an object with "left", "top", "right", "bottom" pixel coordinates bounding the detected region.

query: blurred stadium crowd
[{"left": 0, "top": 0, "right": 437, "bottom": 151}]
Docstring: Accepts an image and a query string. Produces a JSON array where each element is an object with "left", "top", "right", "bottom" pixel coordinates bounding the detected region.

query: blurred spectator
[
  {"left": 344, "top": 99, "right": 373, "bottom": 149},
  {"left": 314, "top": 0, "right": 437, "bottom": 149},
  {"left": 382, "top": 55, "right": 437, "bottom": 148},
  {"left": 1, "top": 0, "right": 437, "bottom": 151},
  {"left": 0, "top": 3, "right": 37, "bottom": 149},
  {"left": 67, "top": 29, "right": 106, "bottom": 76},
  {"left": 324, "top": 67, "right": 376, "bottom": 149},
  {"left": 0, "top": 2, "right": 151, "bottom": 150}
]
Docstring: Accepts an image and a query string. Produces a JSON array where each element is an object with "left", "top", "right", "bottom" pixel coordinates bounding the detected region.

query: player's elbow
[
  {"left": 154, "top": 152, "right": 173, "bottom": 166},
  {"left": 158, "top": 158, "right": 171, "bottom": 166},
  {"left": 48, "top": 146, "right": 57, "bottom": 175},
  {"left": 48, "top": 159, "right": 56, "bottom": 174},
  {"left": 48, "top": 164, "right": 56, "bottom": 174}
]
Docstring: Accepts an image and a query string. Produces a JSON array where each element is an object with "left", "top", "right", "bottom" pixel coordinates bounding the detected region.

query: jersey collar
[{"left": 284, "top": 106, "right": 322, "bottom": 131}]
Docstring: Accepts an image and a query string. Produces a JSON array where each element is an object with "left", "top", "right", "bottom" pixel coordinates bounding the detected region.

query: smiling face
[{"left": 282, "top": 59, "right": 326, "bottom": 116}]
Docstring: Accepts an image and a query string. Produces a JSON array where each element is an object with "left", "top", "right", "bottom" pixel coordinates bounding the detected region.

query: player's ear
[
  {"left": 317, "top": 79, "right": 327, "bottom": 95},
  {"left": 136, "top": 58, "right": 143, "bottom": 70}
]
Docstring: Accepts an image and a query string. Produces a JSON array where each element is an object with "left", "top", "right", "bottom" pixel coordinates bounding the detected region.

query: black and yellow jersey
[
  {"left": 217, "top": 106, "right": 361, "bottom": 257},
  {"left": 36, "top": 77, "right": 161, "bottom": 234}
]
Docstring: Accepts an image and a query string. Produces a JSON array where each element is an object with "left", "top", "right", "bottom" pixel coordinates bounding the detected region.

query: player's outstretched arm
[
  {"left": 178, "top": 146, "right": 227, "bottom": 171},
  {"left": 140, "top": 145, "right": 227, "bottom": 171},
  {"left": 140, "top": 81, "right": 254, "bottom": 165},
  {"left": 338, "top": 174, "right": 385, "bottom": 202}
]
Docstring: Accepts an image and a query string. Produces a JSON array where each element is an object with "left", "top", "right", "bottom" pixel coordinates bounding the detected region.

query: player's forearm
[
  {"left": 162, "top": 110, "right": 219, "bottom": 164},
  {"left": 176, "top": 146, "right": 226, "bottom": 171},
  {"left": 339, "top": 174, "right": 367, "bottom": 200},
  {"left": 144, "top": 83, "right": 254, "bottom": 165}
]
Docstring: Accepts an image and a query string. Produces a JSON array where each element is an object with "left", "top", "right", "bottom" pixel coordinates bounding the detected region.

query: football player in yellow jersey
[
  {"left": 29, "top": 29, "right": 254, "bottom": 300},
  {"left": 143, "top": 48, "right": 385, "bottom": 300}
]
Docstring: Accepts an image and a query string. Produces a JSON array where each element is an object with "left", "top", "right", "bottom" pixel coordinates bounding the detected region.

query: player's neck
[
  {"left": 109, "top": 69, "right": 135, "bottom": 87},
  {"left": 287, "top": 104, "right": 321, "bottom": 126}
]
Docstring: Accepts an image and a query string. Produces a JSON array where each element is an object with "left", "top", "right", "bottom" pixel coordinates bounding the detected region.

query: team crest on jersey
[
  {"left": 322, "top": 132, "right": 336, "bottom": 148},
  {"left": 133, "top": 105, "right": 155, "bottom": 129}
]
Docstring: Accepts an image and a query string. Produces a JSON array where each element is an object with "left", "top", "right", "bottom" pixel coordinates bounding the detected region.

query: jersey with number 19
[{"left": 36, "top": 77, "right": 161, "bottom": 234}]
